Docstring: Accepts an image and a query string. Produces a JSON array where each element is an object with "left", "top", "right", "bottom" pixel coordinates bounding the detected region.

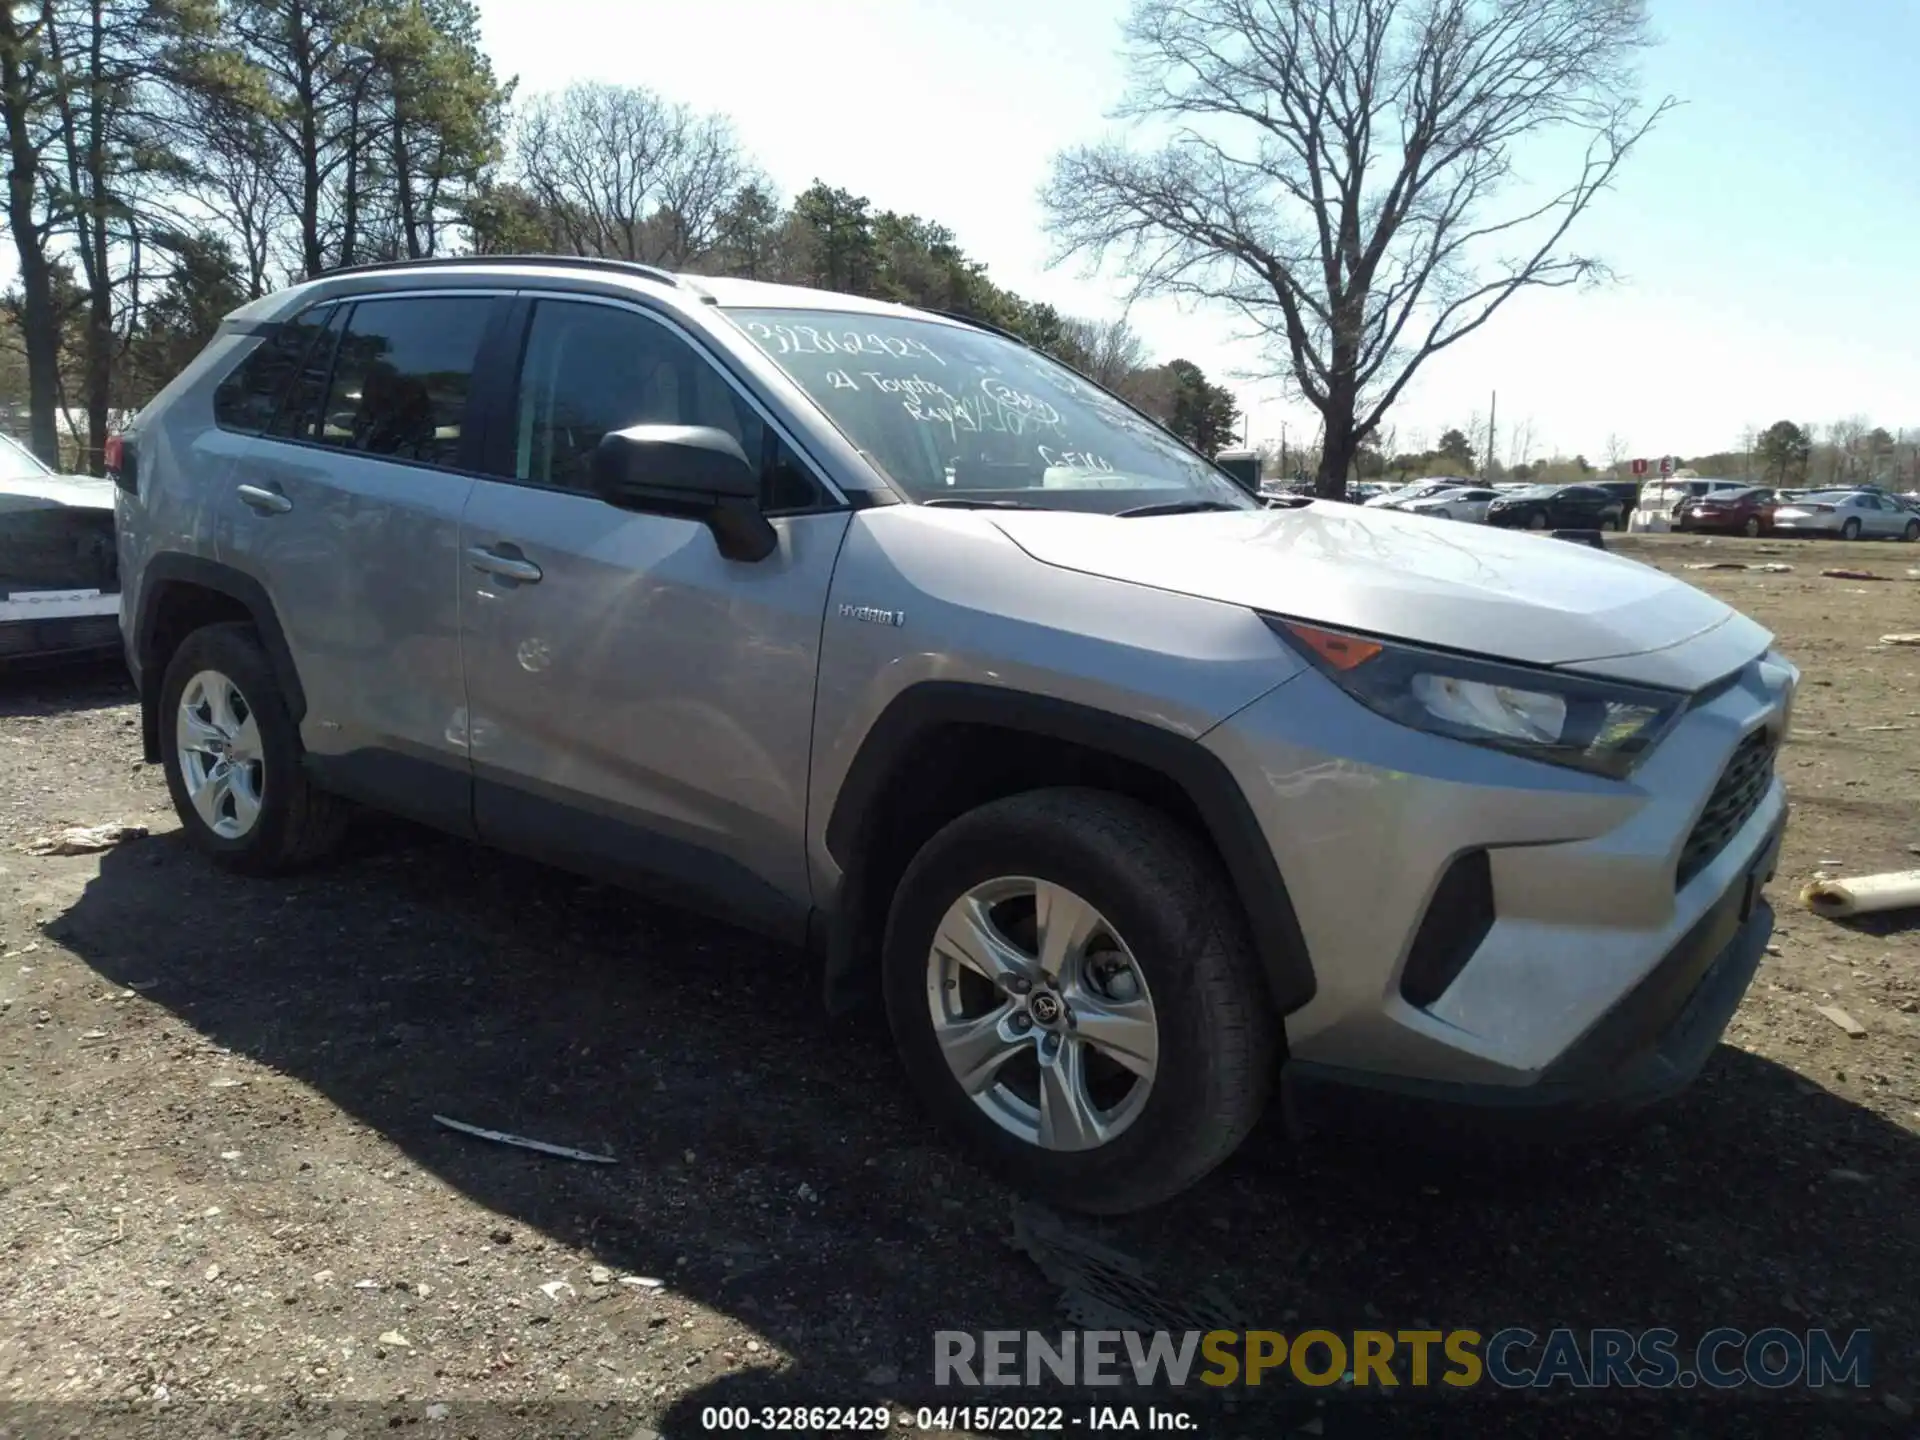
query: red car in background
[{"left": 1674, "top": 486, "right": 1778, "bottom": 536}]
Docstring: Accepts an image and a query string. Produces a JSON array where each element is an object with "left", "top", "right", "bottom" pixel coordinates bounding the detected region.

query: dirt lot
[{"left": 2, "top": 531, "right": 1917, "bottom": 1438}]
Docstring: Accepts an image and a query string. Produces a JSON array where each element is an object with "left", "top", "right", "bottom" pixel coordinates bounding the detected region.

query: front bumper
[
  {"left": 1203, "top": 644, "right": 1794, "bottom": 1097},
  {"left": 1287, "top": 817, "right": 1781, "bottom": 1128}
]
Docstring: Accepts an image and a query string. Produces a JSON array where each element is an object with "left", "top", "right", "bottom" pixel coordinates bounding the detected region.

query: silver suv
[{"left": 113, "top": 258, "right": 1795, "bottom": 1212}]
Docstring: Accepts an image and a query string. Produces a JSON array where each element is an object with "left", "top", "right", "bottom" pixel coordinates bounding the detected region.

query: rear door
[
  {"left": 456, "top": 294, "right": 851, "bottom": 937},
  {"left": 221, "top": 290, "right": 506, "bottom": 831}
]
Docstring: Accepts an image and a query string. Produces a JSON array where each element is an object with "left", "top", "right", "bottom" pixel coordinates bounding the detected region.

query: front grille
[{"left": 1677, "top": 728, "right": 1776, "bottom": 889}]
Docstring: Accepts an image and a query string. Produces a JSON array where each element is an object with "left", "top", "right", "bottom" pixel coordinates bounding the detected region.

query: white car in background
[
  {"left": 1771, "top": 490, "right": 1920, "bottom": 541},
  {"left": 1364, "top": 479, "right": 1468, "bottom": 510},
  {"left": 1400, "top": 485, "right": 1501, "bottom": 523}
]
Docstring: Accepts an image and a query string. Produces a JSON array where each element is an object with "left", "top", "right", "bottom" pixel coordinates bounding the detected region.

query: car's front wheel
[
  {"left": 1743, "top": 516, "right": 1762, "bottom": 537},
  {"left": 159, "top": 622, "right": 349, "bottom": 875},
  {"left": 1526, "top": 511, "right": 1548, "bottom": 530},
  {"left": 882, "top": 788, "right": 1276, "bottom": 1214},
  {"left": 1902, "top": 520, "right": 1920, "bottom": 542}
]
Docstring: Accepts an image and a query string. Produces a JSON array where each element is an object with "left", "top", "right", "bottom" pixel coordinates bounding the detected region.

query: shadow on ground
[
  {"left": 50, "top": 826, "right": 1919, "bottom": 1435},
  {"left": 0, "top": 656, "right": 131, "bottom": 717}
]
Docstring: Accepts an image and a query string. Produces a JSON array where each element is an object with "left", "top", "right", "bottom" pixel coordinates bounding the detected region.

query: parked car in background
[
  {"left": 1400, "top": 486, "right": 1500, "bottom": 523},
  {"left": 1770, "top": 491, "right": 1920, "bottom": 541},
  {"left": 1, "top": 433, "right": 121, "bottom": 666},
  {"left": 1674, "top": 487, "right": 1779, "bottom": 537},
  {"left": 1484, "top": 483, "right": 1625, "bottom": 532},
  {"left": 1364, "top": 479, "right": 1464, "bottom": 510},
  {"left": 1638, "top": 477, "right": 1750, "bottom": 521},
  {"left": 1593, "top": 480, "right": 1642, "bottom": 518}
]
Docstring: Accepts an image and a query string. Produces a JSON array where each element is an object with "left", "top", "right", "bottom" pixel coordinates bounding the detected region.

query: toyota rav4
[{"left": 113, "top": 257, "right": 1794, "bottom": 1212}]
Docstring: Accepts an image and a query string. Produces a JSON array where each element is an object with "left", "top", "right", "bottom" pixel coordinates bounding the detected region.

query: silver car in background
[
  {"left": 1400, "top": 485, "right": 1500, "bottom": 523},
  {"left": 1770, "top": 490, "right": 1920, "bottom": 541},
  {"left": 1364, "top": 479, "right": 1464, "bottom": 509}
]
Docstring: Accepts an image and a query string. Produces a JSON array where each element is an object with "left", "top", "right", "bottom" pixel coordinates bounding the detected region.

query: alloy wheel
[
  {"left": 924, "top": 876, "right": 1158, "bottom": 1152},
  {"left": 176, "top": 669, "right": 266, "bottom": 839}
]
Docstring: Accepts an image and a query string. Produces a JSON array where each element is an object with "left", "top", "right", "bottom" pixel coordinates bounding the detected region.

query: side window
[
  {"left": 269, "top": 305, "right": 346, "bottom": 440},
  {"left": 211, "top": 305, "right": 335, "bottom": 434},
  {"left": 511, "top": 300, "right": 826, "bottom": 512},
  {"left": 316, "top": 296, "right": 494, "bottom": 466}
]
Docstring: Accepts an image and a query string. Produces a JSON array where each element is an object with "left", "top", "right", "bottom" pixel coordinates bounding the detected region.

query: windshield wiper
[
  {"left": 921, "top": 497, "right": 1044, "bottom": 510},
  {"left": 1115, "top": 500, "right": 1242, "bottom": 518}
]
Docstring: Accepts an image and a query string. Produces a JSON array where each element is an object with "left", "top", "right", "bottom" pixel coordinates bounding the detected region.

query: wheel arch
[
  {"left": 134, "top": 554, "right": 304, "bottom": 764},
  {"left": 818, "top": 680, "right": 1316, "bottom": 1020}
]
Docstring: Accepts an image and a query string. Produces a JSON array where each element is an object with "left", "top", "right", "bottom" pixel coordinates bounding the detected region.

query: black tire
[
  {"left": 1841, "top": 518, "right": 1861, "bottom": 540},
  {"left": 1903, "top": 520, "right": 1919, "bottom": 543},
  {"left": 1743, "top": 516, "right": 1761, "bottom": 537},
  {"left": 881, "top": 788, "right": 1278, "bottom": 1214},
  {"left": 1525, "top": 511, "right": 1548, "bottom": 530},
  {"left": 159, "top": 622, "right": 348, "bottom": 876}
]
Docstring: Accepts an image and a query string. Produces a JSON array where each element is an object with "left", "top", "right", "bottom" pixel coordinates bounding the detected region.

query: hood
[
  {"left": 0, "top": 473, "right": 115, "bottom": 513},
  {"left": 990, "top": 503, "right": 1741, "bottom": 669}
]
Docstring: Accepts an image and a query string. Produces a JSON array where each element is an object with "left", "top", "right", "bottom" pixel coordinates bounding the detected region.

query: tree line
[{"left": 0, "top": 2, "right": 1239, "bottom": 476}]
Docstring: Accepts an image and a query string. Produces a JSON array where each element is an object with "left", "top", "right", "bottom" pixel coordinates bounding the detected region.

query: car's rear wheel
[
  {"left": 1743, "top": 516, "right": 1762, "bottom": 537},
  {"left": 882, "top": 788, "right": 1276, "bottom": 1214},
  {"left": 1841, "top": 518, "right": 1862, "bottom": 540},
  {"left": 159, "top": 623, "right": 348, "bottom": 875}
]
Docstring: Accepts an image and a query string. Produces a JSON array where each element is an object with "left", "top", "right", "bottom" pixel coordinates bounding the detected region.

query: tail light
[
  {"left": 105, "top": 433, "right": 136, "bottom": 493},
  {"left": 1811, "top": 504, "right": 1835, "bottom": 513}
]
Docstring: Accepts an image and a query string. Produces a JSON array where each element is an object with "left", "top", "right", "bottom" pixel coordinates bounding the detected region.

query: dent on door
[{"left": 460, "top": 491, "right": 851, "bottom": 929}]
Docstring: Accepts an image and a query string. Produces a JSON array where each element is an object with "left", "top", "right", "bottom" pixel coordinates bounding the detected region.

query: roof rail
[{"left": 317, "top": 254, "right": 681, "bottom": 287}]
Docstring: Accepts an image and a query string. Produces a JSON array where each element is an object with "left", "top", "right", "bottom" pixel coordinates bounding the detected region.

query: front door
[
  {"left": 458, "top": 296, "right": 850, "bottom": 937},
  {"left": 221, "top": 291, "right": 503, "bottom": 831}
]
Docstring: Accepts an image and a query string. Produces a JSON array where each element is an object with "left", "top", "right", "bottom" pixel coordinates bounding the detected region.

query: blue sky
[{"left": 478, "top": 0, "right": 1920, "bottom": 464}]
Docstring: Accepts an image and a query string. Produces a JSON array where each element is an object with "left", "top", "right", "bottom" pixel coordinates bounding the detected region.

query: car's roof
[{"left": 255, "top": 255, "right": 968, "bottom": 326}]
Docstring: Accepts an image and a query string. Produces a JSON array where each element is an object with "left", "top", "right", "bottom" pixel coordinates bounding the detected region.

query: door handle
[
  {"left": 466, "top": 545, "right": 543, "bottom": 584},
  {"left": 236, "top": 483, "right": 292, "bottom": 515}
]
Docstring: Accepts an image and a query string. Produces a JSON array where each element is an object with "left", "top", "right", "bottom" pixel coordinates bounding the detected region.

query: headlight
[{"left": 1263, "top": 617, "right": 1686, "bottom": 778}]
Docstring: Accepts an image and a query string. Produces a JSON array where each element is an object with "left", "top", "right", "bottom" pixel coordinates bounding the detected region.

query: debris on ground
[
  {"left": 1011, "top": 1202, "right": 1237, "bottom": 1331},
  {"left": 1820, "top": 568, "right": 1889, "bottom": 581},
  {"left": 431, "top": 1113, "right": 617, "bottom": 1164},
  {"left": 1801, "top": 869, "right": 1920, "bottom": 919},
  {"left": 1685, "top": 562, "right": 1747, "bottom": 570},
  {"left": 20, "top": 822, "right": 148, "bottom": 856},
  {"left": 1881, "top": 634, "right": 1920, "bottom": 647},
  {"left": 1752, "top": 562, "right": 1795, "bottom": 572},
  {"left": 1813, "top": 1005, "right": 1868, "bottom": 1038}
]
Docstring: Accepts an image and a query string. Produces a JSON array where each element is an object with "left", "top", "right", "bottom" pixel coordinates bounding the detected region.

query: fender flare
[
  {"left": 823, "top": 681, "right": 1317, "bottom": 1016},
  {"left": 133, "top": 554, "right": 305, "bottom": 762}
]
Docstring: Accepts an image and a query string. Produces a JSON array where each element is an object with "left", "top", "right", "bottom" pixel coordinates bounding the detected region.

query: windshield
[
  {"left": 726, "top": 308, "right": 1257, "bottom": 513},
  {"left": 0, "top": 434, "right": 54, "bottom": 485}
]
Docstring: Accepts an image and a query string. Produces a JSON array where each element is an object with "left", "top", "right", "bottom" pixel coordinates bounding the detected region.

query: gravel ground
[{"left": 1, "top": 532, "right": 1917, "bottom": 1439}]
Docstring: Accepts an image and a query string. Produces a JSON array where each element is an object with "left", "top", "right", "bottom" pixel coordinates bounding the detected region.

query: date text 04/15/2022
[{"left": 696, "top": 1405, "right": 1198, "bottom": 1432}]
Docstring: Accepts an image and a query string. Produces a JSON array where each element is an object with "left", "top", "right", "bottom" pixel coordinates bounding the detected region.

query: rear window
[{"left": 212, "top": 306, "right": 337, "bottom": 434}]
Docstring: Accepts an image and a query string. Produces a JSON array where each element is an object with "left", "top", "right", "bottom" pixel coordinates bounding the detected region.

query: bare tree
[
  {"left": 1602, "top": 432, "right": 1629, "bottom": 475},
  {"left": 514, "top": 83, "right": 752, "bottom": 267},
  {"left": 1045, "top": 0, "right": 1674, "bottom": 497},
  {"left": 1506, "top": 416, "right": 1537, "bottom": 470},
  {"left": 1059, "top": 314, "right": 1150, "bottom": 389},
  {"left": 1827, "top": 414, "right": 1869, "bottom": 485}
]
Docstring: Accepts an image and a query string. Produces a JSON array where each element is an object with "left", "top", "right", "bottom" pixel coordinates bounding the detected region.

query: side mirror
[{"left": 590, "top": 424, "right": 778, "bottom": 563}]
